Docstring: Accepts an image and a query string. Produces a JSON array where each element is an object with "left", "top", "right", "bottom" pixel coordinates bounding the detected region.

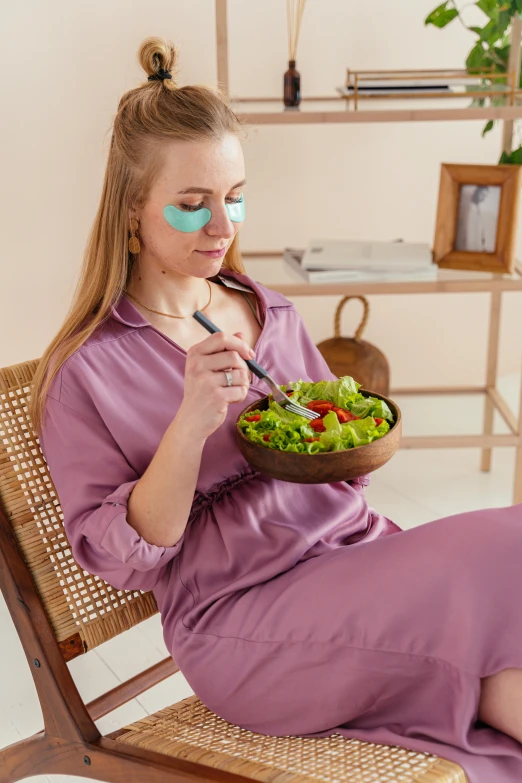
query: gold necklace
[{"left": 124, "top": 279, "right": 212, "bottom": 319}]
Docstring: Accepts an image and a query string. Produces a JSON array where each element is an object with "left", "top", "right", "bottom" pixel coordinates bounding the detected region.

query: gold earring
[{"left": 129, "top": 218, "right": 141, "bottom": 255}]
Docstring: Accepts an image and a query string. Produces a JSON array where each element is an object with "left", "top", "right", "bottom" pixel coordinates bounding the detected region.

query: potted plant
[{"left": 425, "top": 0, "right": 522, "bottom": 162}]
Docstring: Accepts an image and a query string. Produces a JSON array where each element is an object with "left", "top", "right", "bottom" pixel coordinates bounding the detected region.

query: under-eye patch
[
  {"left": 225, "top": 198, "right": 246, "bottom": 223},
  {"left": 163, "top": 206, "right": 211, "bottom": 232},
  {"left": 163, "top": 197, "right": 246, "bottom": 233}
]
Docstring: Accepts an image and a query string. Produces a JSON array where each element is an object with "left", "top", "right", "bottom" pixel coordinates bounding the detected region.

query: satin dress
[{"left": 40, "top": 268, "right": 522, "bottom": 782}]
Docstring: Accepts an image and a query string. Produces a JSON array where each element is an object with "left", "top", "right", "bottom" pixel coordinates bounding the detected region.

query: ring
[{"left": 224, "top": 369, "right": 233, "bottom": 387}]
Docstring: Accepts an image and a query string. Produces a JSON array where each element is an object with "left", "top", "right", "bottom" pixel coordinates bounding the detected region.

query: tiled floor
[{"left": 1, "top": 374, "right": 520, "bottom": 783}]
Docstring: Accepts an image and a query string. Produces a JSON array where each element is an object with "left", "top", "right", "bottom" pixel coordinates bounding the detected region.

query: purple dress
[{"left": 39, "top": 268, "right": 522, "bottom": 783}]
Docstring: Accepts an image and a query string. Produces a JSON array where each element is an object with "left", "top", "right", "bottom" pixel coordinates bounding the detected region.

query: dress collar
[{"left": 109, "top": 266, "right": 287, "bottom": 328}]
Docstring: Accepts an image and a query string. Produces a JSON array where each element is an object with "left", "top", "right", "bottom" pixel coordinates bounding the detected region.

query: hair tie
[{"left": 148, "top": 68, "right": 173, "bottom": 82}]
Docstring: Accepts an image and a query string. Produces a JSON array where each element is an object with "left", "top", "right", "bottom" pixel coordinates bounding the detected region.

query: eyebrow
[{"left": 177, "top": 179, "right": 246, "bottom": 195}]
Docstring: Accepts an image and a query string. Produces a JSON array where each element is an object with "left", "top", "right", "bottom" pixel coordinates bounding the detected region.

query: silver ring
[{"left": 224, "top": 369, "right": 233, "bottom": 387}]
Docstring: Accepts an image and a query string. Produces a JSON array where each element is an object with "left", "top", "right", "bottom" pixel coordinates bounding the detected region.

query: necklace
[{"left": 124, "top": 279, "right": 212, "bottom": 319}]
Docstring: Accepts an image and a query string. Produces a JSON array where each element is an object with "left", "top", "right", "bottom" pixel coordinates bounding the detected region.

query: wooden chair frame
[{"left": 0, "top": 498, "right": 258, "bottom": 783}]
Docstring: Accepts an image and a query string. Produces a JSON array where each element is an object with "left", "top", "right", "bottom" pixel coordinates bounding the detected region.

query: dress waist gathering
[{"left": 188, "top": 467, "right": 261, "bottom": 523}]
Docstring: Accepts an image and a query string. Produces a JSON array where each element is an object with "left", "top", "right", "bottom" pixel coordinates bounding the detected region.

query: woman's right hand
[{"left": 178, "top": 331, "right": 254, "bottom": 440}]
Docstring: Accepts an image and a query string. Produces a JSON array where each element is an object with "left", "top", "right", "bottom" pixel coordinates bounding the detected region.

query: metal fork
[{"left": 193, "top": 310, "right": 320, "bottom": 420}]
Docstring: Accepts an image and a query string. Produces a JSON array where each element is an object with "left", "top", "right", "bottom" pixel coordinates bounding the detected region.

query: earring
[{"left": 129, "top": 218, "right": 141, "bottom": 254}]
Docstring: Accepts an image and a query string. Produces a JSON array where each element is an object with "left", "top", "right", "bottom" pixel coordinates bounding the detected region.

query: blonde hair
[{"left": 30, "top": 37, "right": 246, "bottom": 435}]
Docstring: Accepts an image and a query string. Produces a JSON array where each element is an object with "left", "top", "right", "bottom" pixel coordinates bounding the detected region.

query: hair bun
[{"left": 138, "top": 37, "right": 178, "bottom": 87}]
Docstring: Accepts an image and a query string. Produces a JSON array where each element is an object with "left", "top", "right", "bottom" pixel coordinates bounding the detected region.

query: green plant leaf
[
  {"left": 425, "top": 2, "right": 459, "bottom": 27},
  {"left": 482, "top": 119, "right": 495, "bottom": 135},
  {"left": 466, "top": 42, "right": 487, "bottom": 71},
  {"left": 481, "top": 48, "right": 508, "bottom": 72},
  {"left": 425, "top": 1, "right": 448, "bottom": 24},
  {"left": 499, "top": 145, "right": 522, "bottom": 163},
  {"left": 480, "top": 12, "right": 511, "bottom": 43},
  {"left": 476, "top": 0, "right": 500, "bottom": 19},
  {"left": 480, "top": 21, "right": 495, "bottom": 42},
  {"left": 425, "top": 1, "right": 448, "bottom": 19},
  {"left": 493, "top": 43, "right": 511, "bottom": 63}
]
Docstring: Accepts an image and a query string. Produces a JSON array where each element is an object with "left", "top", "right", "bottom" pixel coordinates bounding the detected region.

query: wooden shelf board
[{"left": 236, "top": 104, "right": 522, "bottom": 125}]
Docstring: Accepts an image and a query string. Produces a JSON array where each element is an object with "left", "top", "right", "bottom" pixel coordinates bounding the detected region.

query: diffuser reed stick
[{"left": 287, "top": 0, "right": 307, "bottom": 61}]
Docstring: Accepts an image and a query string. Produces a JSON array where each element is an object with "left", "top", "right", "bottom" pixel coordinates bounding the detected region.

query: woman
[{"left": 31, "top": 37, "right": 522, "bottom": 783}]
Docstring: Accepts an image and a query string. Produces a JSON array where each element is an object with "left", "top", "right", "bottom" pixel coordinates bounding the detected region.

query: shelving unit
[
  {"left": 215, "top": 0, "right": 522, "bottom": 504},
  {"left": 216, "top": 1, "right": 522, "bottom": 146}
]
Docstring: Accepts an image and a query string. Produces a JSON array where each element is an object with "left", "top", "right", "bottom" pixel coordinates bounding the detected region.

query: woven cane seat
[{"left": 114, "top": 695, "right": 467, "bottom": 783}]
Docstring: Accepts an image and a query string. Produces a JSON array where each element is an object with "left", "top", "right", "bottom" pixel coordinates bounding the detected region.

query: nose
[{"left": 205, "top": 203, "right": 236, "bottom": 239}]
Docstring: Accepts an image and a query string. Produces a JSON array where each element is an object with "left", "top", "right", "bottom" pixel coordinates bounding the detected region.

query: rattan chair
[{"left": 0, "top": 358, "right": 468, "bottom": 783}]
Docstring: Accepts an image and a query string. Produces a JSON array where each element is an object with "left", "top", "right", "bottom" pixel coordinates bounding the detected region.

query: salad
[{"left": 238, "top": 376, "right": 394, "bottom": 454}]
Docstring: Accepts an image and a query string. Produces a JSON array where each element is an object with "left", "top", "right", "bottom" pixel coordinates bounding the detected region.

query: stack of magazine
[{"left": 283, "top": 239, "right": 437, "bottom": 283}]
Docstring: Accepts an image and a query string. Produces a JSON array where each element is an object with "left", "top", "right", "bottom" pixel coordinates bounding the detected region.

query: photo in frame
[{"left": 433, "top": 163, "right": 522, "bottom": 274}]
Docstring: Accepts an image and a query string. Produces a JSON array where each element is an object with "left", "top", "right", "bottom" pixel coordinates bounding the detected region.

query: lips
[{"left": 197, "top": 247, "right": 227, "bottom": 258}]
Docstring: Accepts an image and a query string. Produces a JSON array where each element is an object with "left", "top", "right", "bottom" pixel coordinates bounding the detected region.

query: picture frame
[{"left": 433, "top": 163, "right": 522, "bottom": 274}]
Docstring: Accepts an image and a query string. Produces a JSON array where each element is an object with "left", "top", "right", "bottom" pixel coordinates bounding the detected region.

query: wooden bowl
[{"left": 236, "top": 390, "right": 402, "bottom": 484}]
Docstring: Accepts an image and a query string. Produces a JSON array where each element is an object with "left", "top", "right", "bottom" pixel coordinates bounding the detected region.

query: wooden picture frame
[{"left": 433, "top": 163, "right": 522, "bottom": 274}]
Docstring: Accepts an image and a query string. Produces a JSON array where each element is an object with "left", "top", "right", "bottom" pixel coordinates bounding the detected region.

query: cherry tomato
[
  {"left": 263, "top": 433, "right": 272, "bottom": 441},
  {"left": 374, "top": 417, "right": 384, "bottom": 426},
  {"left": 332, "top": 407, "right": 359, "bottom": 424},
  {"left": 307, "top": 400, "right": 334, "bottom": 411},
  {"left": 245, "top": 414, "right": 261, "bottom": 422},
  {"left": 312, "top": 404, "right": 334, "bottom": 418},
  {"left": 310, "top": 419, "right": 326, "bottom": 432}
]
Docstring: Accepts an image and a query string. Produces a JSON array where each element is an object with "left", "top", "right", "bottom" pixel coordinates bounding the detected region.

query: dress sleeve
[
  {"left": 294, "top": 309, "right": 371, "bottom": 489},
  {"left": 39, "top": 395, "right": 184, "bottom": 592}
]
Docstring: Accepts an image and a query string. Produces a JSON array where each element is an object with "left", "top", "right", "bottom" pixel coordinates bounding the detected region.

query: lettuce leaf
[
  {"left": 288, "top": 376, "right": 360, "bottom": 408},
  {"left": 239, "top": 375, "right": 394, "bottom": 454}
]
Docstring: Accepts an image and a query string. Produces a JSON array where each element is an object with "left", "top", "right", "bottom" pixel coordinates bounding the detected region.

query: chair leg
[
  {"left": 0, "top": 732, "right": 252, "bottom": 783},
  {"left": 0, "top": 733, "right": 61, "bottom": 783}
]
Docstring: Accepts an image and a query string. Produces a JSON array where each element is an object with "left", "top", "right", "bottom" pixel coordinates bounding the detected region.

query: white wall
[{"left": 1, "top": 0, "right": 521, "bottom": 388}]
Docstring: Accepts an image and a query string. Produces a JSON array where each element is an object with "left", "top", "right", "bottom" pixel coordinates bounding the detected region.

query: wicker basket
[{"left": 317, "top": 296, "right": 390, "bottom": 396}]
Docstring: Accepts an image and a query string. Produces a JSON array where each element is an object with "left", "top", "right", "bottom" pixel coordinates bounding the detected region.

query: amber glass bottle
[{"left": 284, "top": 60, "right": 301, "bottom": 107}]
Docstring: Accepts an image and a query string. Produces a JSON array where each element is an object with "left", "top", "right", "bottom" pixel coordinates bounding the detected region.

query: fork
[{"left": 193, "top": 310, "right": 320, "bottom": 420}]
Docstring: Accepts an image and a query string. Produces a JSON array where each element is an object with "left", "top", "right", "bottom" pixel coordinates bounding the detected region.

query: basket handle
[{"left": 334, "top": 295, "right": 370, "bottom": 340}]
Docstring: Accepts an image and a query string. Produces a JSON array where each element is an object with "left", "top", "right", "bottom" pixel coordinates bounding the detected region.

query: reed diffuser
[{"left": 284, "top": 0, "right": 307, "bottom": 107}]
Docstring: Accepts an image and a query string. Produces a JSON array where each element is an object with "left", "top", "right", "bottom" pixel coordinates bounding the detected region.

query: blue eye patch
[{"left": 163, "top": 197, "right": 245, "bottom": 233}]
